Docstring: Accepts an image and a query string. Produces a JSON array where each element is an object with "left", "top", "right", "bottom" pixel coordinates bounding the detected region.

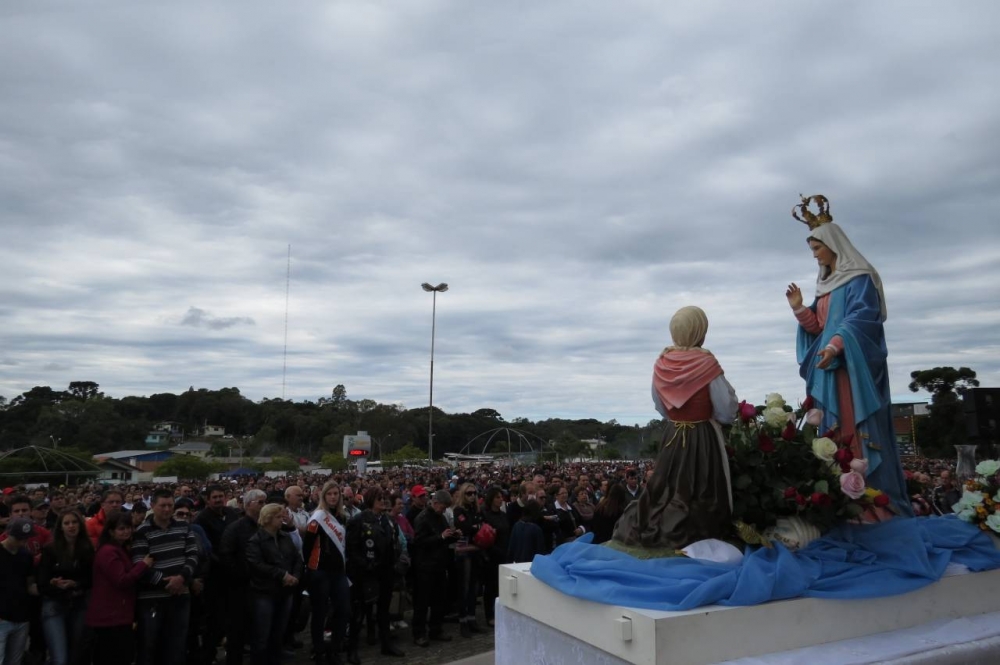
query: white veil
[{"left": 809, "top": 222, "right": 887, "bottom": 321}]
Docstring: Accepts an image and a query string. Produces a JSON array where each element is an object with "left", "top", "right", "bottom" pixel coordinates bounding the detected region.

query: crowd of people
[{"left": 0, "top": 456, "right": 971, "bottom": 665}]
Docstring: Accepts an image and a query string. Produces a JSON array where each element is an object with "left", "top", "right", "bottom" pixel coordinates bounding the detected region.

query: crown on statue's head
[{"left": 792, "top": 194, "right": 833, "bottom": 230}]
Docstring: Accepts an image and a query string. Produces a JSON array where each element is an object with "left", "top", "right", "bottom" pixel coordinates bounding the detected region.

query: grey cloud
[
  {"left": 1, "top": 1, "right": 998, "bottom": 422},
  {"left": 180, "top": 307, "right": 255, "bottom": 330}
]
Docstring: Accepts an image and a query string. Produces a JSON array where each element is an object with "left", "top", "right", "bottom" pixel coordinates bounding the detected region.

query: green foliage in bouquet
[{"left": 726, "top": 393, "right": 890, "bottom": 543}]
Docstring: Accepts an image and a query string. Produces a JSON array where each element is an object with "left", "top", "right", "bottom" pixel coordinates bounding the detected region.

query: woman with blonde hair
[
  {"left": 246, "top": 504, "right": 301, "bottom": 665},
  {"left": 451, "top": 482, "right": 484, "bottom": 637},
  {"left": 613, "top": 305, "right": 738, "bottom": 550},
  {"left": 302, "top": 482, "right": 350, "bottom": 665}
]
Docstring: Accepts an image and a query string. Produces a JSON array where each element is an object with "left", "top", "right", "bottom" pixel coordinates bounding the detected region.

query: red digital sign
[{"left": 348, "top": 449, "right": 369, "bottom": 457}]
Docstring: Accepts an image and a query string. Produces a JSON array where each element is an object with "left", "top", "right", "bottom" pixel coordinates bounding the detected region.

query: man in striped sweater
[{"left": 132, "top": 487, "right": 200, "bottom": 665}]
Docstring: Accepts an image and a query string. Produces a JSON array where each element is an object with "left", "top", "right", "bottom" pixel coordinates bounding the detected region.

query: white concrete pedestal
[{"left": 497, "top": 563, "right": 1000, "bottom": 665}]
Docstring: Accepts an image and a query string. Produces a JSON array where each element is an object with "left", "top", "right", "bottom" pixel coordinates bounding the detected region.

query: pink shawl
[{"left": 653, "top": 350, "right": 724, "bottom": 410}]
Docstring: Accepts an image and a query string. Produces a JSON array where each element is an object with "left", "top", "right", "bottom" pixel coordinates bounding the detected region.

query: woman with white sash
[{"left": 302, "top": 481, "right": 351, "bottom": 665}]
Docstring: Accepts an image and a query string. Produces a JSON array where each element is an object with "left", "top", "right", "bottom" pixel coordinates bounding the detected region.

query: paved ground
[{"left": 285, "top": 605, "right": 495, "bottom": 665}]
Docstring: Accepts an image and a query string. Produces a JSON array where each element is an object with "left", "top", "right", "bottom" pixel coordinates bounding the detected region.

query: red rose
[
  {"left": 833, "top": 447, "right": 854, "bottom": 468},
  {"left": 801, "top": 395, "right": 815, "bottom": 412},
  {"left": 783, "top": 486, "right": 798, "bottom": 499},
  {"left": 873, "top": 494, "right": 890, "bottom": 508},
  {"left": 811, "top": 492, "right": 832, "bottom": 507},
  {"left": 781, "top": 421, "right": 797, "bottom": 441},
  {"left": 795, "top": 494, "right": 806, "bottom": 506},
  {"left": 738, "top": 400, "right": 758, "bottom": 423},
  {"left": 757, "top": 433, "right": 775, "bottom": 453}
]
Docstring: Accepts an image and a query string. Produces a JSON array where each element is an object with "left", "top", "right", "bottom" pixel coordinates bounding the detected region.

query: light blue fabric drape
[{"left": 530, "top": 517, "right": 1000, "bottom": 611}]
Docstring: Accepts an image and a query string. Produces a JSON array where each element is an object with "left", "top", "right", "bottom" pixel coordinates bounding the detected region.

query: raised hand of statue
[{"left": 785, "top": 283, "right": 803, "bottom": 310}]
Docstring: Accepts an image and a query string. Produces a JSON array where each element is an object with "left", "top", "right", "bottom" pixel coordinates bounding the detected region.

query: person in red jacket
[
  {"left": 85, "top": 489, "right": 124, "bottom": 545},
  {"left": 0, "top": 495, "right": 52, "bottom": 560},
  {"left": 86, "top": 510, "right": 153, "bottom": 665}
]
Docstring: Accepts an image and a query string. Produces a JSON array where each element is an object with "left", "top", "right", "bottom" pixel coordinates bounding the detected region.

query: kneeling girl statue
[
  {"left": 785, "top": 195, "right": 911, "bottom": 516},
  {"left": 613, "top": 306, "right": 738, "bottom": 549}
]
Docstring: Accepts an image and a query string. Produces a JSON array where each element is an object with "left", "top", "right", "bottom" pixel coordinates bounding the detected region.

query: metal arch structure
[
  {"left": 0, "top": 445, "right": 103, "bottom": 479},
  {"left": 459, "top": 427, "right": 551, "bottom": 458}
]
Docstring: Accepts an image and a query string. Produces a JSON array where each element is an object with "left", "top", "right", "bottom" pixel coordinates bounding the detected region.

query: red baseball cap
[
  {"left": 411, "top": 485, "right": 427, "bottom": 498},
  {"left": 2, "top": 487, "right": 14, "bottom": 495}
]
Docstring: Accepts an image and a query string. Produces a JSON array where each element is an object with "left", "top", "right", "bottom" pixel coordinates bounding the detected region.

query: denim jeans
[
  {"left": 456, "top": 553, "right": 480, "bottom": 621},
  {"left": 41, "top": 596, "right": 88, "bottom": 665},
  {"left": 136, "top": 595, "right": 191, "bottom": 665},
  {"left": 307, "top": 569, "right": 350, "bottom": 657},
  {"left": 250, "top": 593, "right": 292, "bottom": 665},
  {"left": 412, "top": 567, "right": 448, "bottom": 638},
  {"left": 0, "top": 619, "right": 30, "bottom": 665},
  {"left": 91, "top": 625, "right": 135, "bottom": 665},
  {"left": 224, "top": 585, "right": 250, "bottom": 665}
]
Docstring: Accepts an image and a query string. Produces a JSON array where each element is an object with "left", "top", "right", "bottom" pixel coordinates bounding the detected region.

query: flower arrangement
[
  {"left": 727, "top": 392, "right": 892, "bottom": 547},
  {"left": 952, "top": 460, "right": 1000, "bottom": 534}
]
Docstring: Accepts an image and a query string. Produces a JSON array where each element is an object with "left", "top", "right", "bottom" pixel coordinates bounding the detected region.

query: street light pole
[
  {"left": 422, "top": 282, "right": 448, "bottom": 464},
  {"left": 372, "top": 434, "right": 392, "bottom": 461}
]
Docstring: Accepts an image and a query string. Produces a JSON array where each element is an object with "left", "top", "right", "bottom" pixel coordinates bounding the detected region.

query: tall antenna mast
[{"left": 282, "top": 244, "right": 291, "bottom": 400}]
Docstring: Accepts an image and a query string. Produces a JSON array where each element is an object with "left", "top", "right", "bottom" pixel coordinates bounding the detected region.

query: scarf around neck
[{"left": 653, "top": 349, "right": 724, "bottom": 410}]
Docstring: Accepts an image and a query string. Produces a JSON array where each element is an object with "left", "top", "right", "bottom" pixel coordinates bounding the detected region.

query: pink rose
[
  {"left": 738, "top": 401, "right": 757, "bottom": 423},
  {"left": 805, "top": 408, "right": 824, "bottom": 426},
  {"left": 839, "top": 471, "right": 866, "bottom": 499},
  {"left": 849, "top": 458, "right": 869, "bottom": 475}
]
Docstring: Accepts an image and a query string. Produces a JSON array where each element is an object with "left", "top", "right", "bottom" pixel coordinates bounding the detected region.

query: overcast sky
[{"left": 2, "top": 1, "right": 998, "bottom": 427}]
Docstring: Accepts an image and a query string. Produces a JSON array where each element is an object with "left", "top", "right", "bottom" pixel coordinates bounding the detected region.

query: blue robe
[{"left": 796, "top": 274, "right": 911, "bottom": 515}]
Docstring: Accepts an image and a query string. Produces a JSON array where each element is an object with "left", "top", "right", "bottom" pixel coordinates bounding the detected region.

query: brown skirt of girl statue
[{"left": 611, "top": 420, "right": 732, "bottom": 550}]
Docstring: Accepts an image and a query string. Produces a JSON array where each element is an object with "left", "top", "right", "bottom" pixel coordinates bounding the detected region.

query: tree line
[
  {"left": 0, "top": 382, "right": 656, "bottom": 462},
  {"left": 0, "top": 366, "right": 982, "bottom": 466}
]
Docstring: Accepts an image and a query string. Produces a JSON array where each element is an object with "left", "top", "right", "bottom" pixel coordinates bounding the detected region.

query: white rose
[
  {"left": 975, "top": 460, "right": 1000, "bottom": 478},
  {"left": 765, "top": 393, "right": 786, "bottom": 408},
  {"left": 812, "top": 437, "right": 837, "bottom": 463},
  {"left": 952, "top": 490, "right": 984, "bottom": 513},
  {"left": 764, "top": 406, "right": 789, "bottom": 429},
  {"left": 987, "top": 514, "right": 1000, "bottom": 534},
  {"left": 955, "top": 507, "right": 977, "bottom": 523}
]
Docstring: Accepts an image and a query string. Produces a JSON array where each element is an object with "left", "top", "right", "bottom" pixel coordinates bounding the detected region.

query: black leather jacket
[
  {"left": 245, "top": 528, "right": 303, "bottom": 596},
  {"left": 412, "top": 508, "right": 458, "bottom": 572},
  {"left": 346, "top": 510, "right": 397, "bottom": 580}
]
